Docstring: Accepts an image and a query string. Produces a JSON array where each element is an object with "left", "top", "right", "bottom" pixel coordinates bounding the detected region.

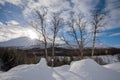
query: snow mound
[
  {"left": 0, "top": 58, "right": 56, "bottom": 80},
  {"left": 104, "top": 62, "right": 120, "bottom": 72},
  {"left": 70, "top": 59, "right": 100, "bottom": 72},
  {"left": 70, "top": 59, "right": 120, "bottom": 80}
]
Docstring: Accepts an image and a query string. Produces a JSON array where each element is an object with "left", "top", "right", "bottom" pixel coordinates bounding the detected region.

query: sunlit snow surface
[
  {"left": 104, "top": 62, "right": 120, "bottom": 72},
  {"left": 0, "top": 58, "right": 120, "bottom": 80}
]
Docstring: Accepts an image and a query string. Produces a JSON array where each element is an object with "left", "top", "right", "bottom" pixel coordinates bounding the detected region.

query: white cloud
[
  {"left": 109, "top": 33, "right": 120, "bottom": 37},
  {"left": 23, "top": 0, "right": 71, "bottom": 18},
  {"left": 0, "top": 0, "right": 22, "bottom": 5},
  {"left": 22, "top": 0, "right": 100, "bottom": 19},
  {"left": 6, "top": 20, "right": 19, "bottom": 25},
  {"left": 72, "top": 0, "right": 99, "bottom": 15},
  {"left": 105, "top": 0, "right": 120, "bottom": 30},
  {"left": 0, "top": 0, "right": 4, "bottom": 5},
  {"left": 0, "top": 20, "right": 36, "bottom": 42}
]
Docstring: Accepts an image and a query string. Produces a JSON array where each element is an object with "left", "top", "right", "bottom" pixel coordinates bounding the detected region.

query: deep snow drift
[
  {"left": 0, "top": 58, "right": 55, "bottom": 80},
  {"left": 104, "top": 62, "right": 120, "bottom": 72},
  {"left": 0, "top": 58, "right": 120, "bottom": 80},
  {"left": 70, "top": 59, "right": 120, "bottom": 80}
]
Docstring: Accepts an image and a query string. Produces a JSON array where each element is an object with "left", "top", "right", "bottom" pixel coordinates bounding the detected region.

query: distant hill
[
  {"left": 0, "top": 37, "right": 66, "bottom": 49},
  {"left": 0, "top": 37, "right": 41, "bottom": 48}
]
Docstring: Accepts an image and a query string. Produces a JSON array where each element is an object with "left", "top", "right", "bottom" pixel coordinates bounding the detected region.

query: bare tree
[
  {"left": 62, "top": 13, "right": 88, "bottom": 59},
  {"left": 60, "top": 33, "right": 74, "bottom": 49},
  {"left": 50, "top": 13, "right": 62, "bottom": 67},
  {"left": 76, "top": 14, "right": 88, "bottom": 58},
  {"left": 91, "top": 9, "right": 106, "bottom": 57},
  {"left": 31, "top": 7, "right": 49, "bottom": 62}
]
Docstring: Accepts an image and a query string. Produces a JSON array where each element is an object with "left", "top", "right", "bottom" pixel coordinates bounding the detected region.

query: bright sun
[{"left": 26, "top": 29, "right": 39, "bottom": 39}]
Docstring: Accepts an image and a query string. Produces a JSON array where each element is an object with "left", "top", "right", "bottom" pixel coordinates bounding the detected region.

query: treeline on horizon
[
  {"left": 0, "top": 47, "right": 120, "bottom": 56},
  {"left": 26, "top": 47, "right": 120, "bottom": 56}
]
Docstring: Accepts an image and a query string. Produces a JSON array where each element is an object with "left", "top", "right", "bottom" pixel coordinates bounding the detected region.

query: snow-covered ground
[
  {"left": 97, "top": 55, "right": 120, "bottom": 64},
  {"left": 0, "top": 58, "right": 120, "bottom": 80},
  {"left": 104, "top": 62, "right": 120, "bottom": 72}
]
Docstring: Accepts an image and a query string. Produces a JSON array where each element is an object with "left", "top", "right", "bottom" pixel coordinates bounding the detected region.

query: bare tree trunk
[
  {"left": 44, "top": 42, "right": 48, "bottom": 62},
  {"left": 31, "top": 7, "right": 49, "bottom": 62},
  {"left": 61, "top": 13, "right": 88, "bottom": 59},
  {"left": 51, "top": 13, "right": 62, "bottom": 67},
  {"left": 80, "top": 41, "right": 83, "bottom": 58},
  {"left": 92, "top": 27, "right": 97, "bottom": 57},
  {"left": 79, "top": 25, "right": 84, "bottom": 58},
  {"left": 69, "top": 15, "right": 81, "bottom": 59},
  {"left": 51, "top": 38, "right": 55, "bottom": 67},
  {"left": 91, "top": 9, "right": 106, "bottom": 57}
]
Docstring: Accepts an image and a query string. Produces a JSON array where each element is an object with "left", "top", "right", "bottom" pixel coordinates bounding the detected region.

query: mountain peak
[{"left": 0, "top": 37, "right": 40, "bottom": 48}]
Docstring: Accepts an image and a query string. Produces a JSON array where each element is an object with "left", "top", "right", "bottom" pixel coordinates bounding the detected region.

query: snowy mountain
[
  {"left": 0, "top": 37, "right": 65, "bottom": 49},
  {"left": 0, "top": 37, "right": 41, "bottom": 48}
]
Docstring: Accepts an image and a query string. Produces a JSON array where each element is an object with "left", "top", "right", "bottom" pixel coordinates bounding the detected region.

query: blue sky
[
  {"left": 101, "top": 28, "right": 120, "bottom": 47},
  {"left": 0, "top": 0, "right": 120, "bottom": 48},
  {"left": 0, "top": 2, "right": 26, "bottom": 25}
]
